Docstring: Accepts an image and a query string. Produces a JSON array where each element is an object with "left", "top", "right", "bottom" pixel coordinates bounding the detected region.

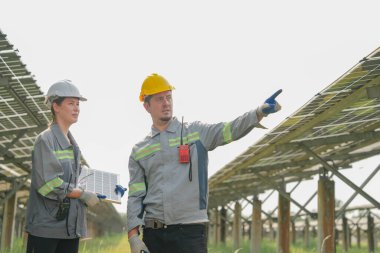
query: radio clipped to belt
[
  {"left": 178, "top": 117, "right": 192, "bottom": 181},
  {"left": 56, "top": 197, "right": 70, "bottom": 221}
]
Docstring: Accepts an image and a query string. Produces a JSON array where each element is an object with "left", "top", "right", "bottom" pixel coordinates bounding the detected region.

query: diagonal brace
[
  {"left": 336, "top": 163, "right": 380, "bottom": 219},
  {"left": 256, "top": 173, "right": 313, "bottom": 216},
  {"left": 300, "top": 143, "right": 380, "bottom": 209}
]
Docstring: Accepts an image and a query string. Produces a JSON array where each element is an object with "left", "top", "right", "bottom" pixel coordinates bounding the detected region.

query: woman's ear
[{"left": 52, "top": 102, "right": 60, "bottom": 114}]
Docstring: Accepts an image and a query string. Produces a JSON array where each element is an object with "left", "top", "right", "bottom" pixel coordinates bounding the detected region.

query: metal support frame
[
  {"left": 262, "top": 189, "right": 275, "bottom": 203},
  {"left": 0, "top": 130, "right": 27, "bottom": 157},
  {"left": 1, "top": 157, "right": 31, "bottom": 173},
  {"left": 0, "top": 125, "right": 46, "bottom": 137},
  {"left": 262, "top": 180, "right": 302, "bottom": 220},
  {"left": 300, "top": 143, "right": 380, "bottom": 209},
  {"left": 292, "top": 174, "right": 334, "bottom": 221},
  {"left": 0, "top": 176, "right": 29, "bottom": 206},
  {"left": 336, "top": 163, "right": 380, "bottom": 219},
  {"left": 226, "top": 203, "right": 250, "bottom": 224},
  {"left": 243, "top": 196, "right": 271, "bottom": 219},
  {"left": 256, "top": 173, "right": 313, "bottom": 216}
]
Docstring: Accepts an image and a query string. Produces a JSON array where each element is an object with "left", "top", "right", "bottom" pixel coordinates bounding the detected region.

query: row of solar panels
[{"left": 209, "top": 46, "right": 380, "bottom": 208}]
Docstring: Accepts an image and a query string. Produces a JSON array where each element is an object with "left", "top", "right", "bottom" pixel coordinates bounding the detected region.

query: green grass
[
  {"left": 1, "top": 234, "right": 376, "bottom": 253},
  {"left": 0, "top": 237, "right": 25, "bottom": 253},
  {"left": 79, "top": 233, "right": 129, "bottom": 253},
  {"left": 208, "top": 237, "right": 373, "bottom": 253},
  {"left": 0, "top": 234, "right": 130, "bottom": 253}
]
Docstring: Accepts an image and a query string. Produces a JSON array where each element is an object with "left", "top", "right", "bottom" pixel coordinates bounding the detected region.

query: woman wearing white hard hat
[{"left": 25, "top": 80, "right": 125, "bottom": 253}]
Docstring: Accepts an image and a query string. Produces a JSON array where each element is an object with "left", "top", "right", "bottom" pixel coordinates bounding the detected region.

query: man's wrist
[{"left": 128, "top": 227, "right": 140, "bottom": 239}]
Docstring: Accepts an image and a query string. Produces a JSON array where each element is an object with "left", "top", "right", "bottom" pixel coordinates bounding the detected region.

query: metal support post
[
  {"left": 368, "top": 213, "right": 375, "bottom": 253},
  {"left": 304, "top": 217, "right": 310, "bottom": 248},
  {"left": 317, "top": 175, "right": 335, "bottom": 253},
  {"left": 0, "top": 193, "right": 17, "bottom": 251},
  {"left": 251, "top": 196, "right": 262, "bottom": 253},
  {"left": 233, "top": 202, "right": 242, "bottom": 251},
  {"left": 220, "top": 206, "right": 227, "bottom": 244},
  {"left": 277, "top": 187, "right": 290, "bottom": 253},
  {"left": 213, "top": 208, "right": 219, "bottom": 245},
  {"left": 342, "top": 214, "right": 349, "bottom": 252}
]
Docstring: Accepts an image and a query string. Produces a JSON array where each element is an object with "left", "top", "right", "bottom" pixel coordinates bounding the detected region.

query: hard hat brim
[{"left": 44, "top": 95, "right": 87, "bottom": 105}]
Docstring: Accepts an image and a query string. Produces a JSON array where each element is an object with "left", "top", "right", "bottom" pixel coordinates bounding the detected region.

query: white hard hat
[{"left": 45, "top": 79, "right": 87, "bottom": 105}]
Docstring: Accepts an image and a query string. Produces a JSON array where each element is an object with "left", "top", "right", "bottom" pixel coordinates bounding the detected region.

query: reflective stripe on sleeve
[
  {"left": 223, "top": 122, "right": 232, "bottom": 143},
  {"left": 38, "top": 177, "right": 64, "bottom": 196},
  {"left": 128, "top": 182, "right": 146, "bottom": 196}
]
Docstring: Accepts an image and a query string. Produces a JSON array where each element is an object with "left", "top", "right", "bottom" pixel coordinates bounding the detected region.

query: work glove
[
  {"left": 79, "top": 190, "right": 106, "bottom": 207},
  {"left": 129, "top": 234, "right": 150, "bottom": 253},
  {"left": 115, "top": 184, "right": 127, "bottom": 197},
  {"left": 257, "top": 89, "right": 283, "bottom": 117}
]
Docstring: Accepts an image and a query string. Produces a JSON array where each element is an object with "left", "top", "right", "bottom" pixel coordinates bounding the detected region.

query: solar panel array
[
  {"left": 0, "top": 30, "right": 50, "bottom": 194},
  {"left": 209, "top": 47, "right": 380, "bottom": 208},
  {"left": 0, "top": 30, "right": 91, "bottom": 198}
]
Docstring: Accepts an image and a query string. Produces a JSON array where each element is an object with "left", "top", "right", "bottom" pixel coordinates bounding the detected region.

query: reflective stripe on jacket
[
  {"left": 127, "top": 109, "right": 260, "bottom": 231},
  {"left": 25, "top": 124, "right": 87, "bottom": 238}
]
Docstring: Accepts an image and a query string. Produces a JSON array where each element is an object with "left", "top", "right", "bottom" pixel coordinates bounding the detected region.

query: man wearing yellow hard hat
[{"left": 127, "top": 73, "right": 282, "bottom": 253}]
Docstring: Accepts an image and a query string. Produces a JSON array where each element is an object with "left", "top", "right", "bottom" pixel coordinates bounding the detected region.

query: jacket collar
[
  {"left": 50, "top": 123, "right": 77, "bottom": 149},
  {"left": 148, "top": 117, "right": 180, "bottom": 138}
]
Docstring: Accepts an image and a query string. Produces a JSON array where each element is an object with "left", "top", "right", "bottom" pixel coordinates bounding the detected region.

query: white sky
[{"left": 1, "top": 0, "right": 379, "bottom": 216}]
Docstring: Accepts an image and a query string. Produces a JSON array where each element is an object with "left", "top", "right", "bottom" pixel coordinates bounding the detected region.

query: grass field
[{"left": 1, "top": 234, "right": 376, "bottom": 253}]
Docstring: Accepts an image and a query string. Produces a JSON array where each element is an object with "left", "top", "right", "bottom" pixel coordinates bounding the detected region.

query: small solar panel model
[{"left": 79, "top": 166, "right": 122, "bottom": 204}]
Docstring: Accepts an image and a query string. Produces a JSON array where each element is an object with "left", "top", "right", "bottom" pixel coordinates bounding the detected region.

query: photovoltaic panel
[{"left": 79, "top": 167, "right": 121, "bottom": 204}]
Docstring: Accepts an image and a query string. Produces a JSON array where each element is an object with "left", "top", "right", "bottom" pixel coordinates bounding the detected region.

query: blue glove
[
  {"left": 115, "top": 185, "right": 127, "bottom": 197},
  {"left": 97, "top": 194, "right": 107, "bottom": 199},
  {"left": 257, "top": 89, "right": 282, "bottom": 117}
]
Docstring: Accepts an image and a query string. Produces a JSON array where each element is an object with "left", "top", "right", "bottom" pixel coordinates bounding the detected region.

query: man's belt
[
  {"left": 144, "top": 220, "right": 208, "bottom": 229},
  {"left": 144, "top": 219, "right": 167, "bottom": 229}
]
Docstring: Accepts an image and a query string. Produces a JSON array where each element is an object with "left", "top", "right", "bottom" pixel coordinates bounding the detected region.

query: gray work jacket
[
  {"left": 127, "top": 109, "right": 260, "bottom": 231},
  {"left": 25, "top": 124, "right": 87, "bottom": 238}
]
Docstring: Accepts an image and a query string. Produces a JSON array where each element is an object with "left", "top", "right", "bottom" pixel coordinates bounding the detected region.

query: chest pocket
[
  {"left": 54, "top": 148, "right": 76, "bottom": 182},
  {"left": 134, "top": 143, "right": 162, "bottom": 176}
]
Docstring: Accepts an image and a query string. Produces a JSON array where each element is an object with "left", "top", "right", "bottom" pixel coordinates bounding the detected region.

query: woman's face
[{"left": 53, "top": 97, "right": 80, "bottom": 125}]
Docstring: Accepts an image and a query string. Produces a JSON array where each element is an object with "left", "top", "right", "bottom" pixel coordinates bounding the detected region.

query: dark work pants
[
  {"left": 143, "top": 224, "right": 208, "bottom": 253},
  {"left": 26, "top": 234, "right": 79, "bottom": 253}
]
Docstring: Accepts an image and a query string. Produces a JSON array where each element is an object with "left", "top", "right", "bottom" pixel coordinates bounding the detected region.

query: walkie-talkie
[{"left": 178, "top": 117, "right": 190, "bottom": 164}]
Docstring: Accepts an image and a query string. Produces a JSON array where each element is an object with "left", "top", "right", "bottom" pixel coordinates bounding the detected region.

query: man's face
[{"left": 144, "top": 90, "right": 173, "bottom": 122}]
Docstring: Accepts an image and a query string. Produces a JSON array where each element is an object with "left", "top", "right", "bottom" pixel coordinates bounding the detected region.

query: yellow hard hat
[{"left": 139, "top": 73, "right": 175, "bottom": 102}]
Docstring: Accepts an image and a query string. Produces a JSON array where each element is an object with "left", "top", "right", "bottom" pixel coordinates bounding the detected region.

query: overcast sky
[{"left": 1, "top": 1, "right": 379, "bottom": 215}]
